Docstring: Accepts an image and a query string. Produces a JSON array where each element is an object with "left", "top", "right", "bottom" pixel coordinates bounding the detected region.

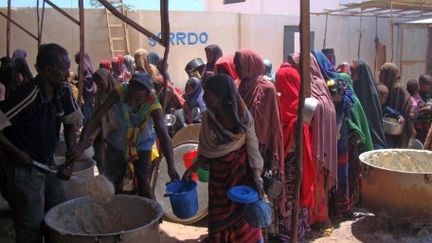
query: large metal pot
[
  {"left": 359, "top": 149, "right": 432, "bottom": 223},
  {"left": 45, "top": 195, "right": 163, "bottom": 243}
]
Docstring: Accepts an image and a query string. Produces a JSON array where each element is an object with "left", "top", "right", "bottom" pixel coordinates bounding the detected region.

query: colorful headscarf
[
  {"left": 275, "top": 62, "right": 314, "bottom": 208},
  {"left": 344, "top": 74, "right": 373, "bottom": 151}
]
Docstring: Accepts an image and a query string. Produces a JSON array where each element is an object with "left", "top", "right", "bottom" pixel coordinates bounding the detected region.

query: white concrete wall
[{"left": 0, "top": 8, "right": 407, "bottom": 90}]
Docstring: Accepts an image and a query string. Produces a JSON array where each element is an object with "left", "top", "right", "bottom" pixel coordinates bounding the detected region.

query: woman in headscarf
[
  {"left": 351, "top": 59, "right": 387, "bottom": 149},
  {"left": 12, "top": 49, "right": 33, "bottom": 84},
  {"left": 288, "top": 52, "right": 337, "bottom": 232},
  {"left": 183, "top": 73, "right": 264, "bottom": 243},
  {"left": 92, "top": 68, "right": 118, "bottom": 173},
  {"left": 183, "top": 77, "right": 206, "bottom": 124},
  {"left": 379, "top": 62, "right": 414, "bottom": 148},
  {"left": 275, "top": 63, "right": 314, "bottom": 241},
  {"left": 145, "top": 51, "right": 185, "bottom": 111},
  {"left": 313, "top": 51, "right": 373, "bottom": 207},
  {"left": 214, "top": 55, "right": 240, "bottom": 87},
  {"left": 339, "top": 73, "right": 373, "bottom": 207},
  {"left": 326, "top": 78, "right": 355, "bottom": 218},
  {"left": 99, "top": 59, "right": 112, "bottom": 71},
  {"left": 75, "top": 51, "right": 97, "bottom": 124},
  {"left": 111, "top": 55, "right": 131, "bottom": 83},
  {"left": 234, "top": 49, "right": 283, "bottom": 236},
  {"left": 134, "top": 48, "right": 159, "bottom": 80},
  {"left": 123, "top": 54, "right": 135, "bottom": 73},
  {"left": 202, "top": 44, "right": 223, "bottom": 82}
]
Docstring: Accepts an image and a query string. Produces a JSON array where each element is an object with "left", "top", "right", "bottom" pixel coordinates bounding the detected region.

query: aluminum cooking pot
[{"left": 359, "top": 149, "right": 432, "bottom": 223}]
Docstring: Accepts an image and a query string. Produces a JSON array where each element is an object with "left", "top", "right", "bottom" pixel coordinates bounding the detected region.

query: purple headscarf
[
  {"left": 75, "top": 51, "right": 94, "bottom": 79},
  {"left": 184, "top": 77, "right": 206, "bottom": 111}
]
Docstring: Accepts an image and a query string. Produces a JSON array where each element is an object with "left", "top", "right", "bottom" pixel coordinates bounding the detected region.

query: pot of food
[
  {"left": 45, "top": 195, "right": 163, "bottom": 243},
  {"left": 359, "top": 149, "right": 432, "bottom": 223},
  {"left": 383, "top": 117, "right": 403, "bottom": 135}
]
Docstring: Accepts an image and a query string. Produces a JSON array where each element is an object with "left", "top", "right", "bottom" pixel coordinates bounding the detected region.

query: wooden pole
[
  {"left": 0, "top": 12, "right": 39, "bottom": 41},
  {"left": 160, "top": 0, "right": 170, "bottom": 112},
  {"left": 323, "top": 13, "right": 328, "bottom": 49},
  {"left": 357, "top": 9, "right": 363, "bottom": 59},
  {"left": 78, "top": 0, "right": 85, "bottom": 108},
  {"left": 6, "top": 0, "right": 11, "bottom": 57},
  {"left": 291, "top": 0, "right": 310, "bottom": 241},
  {"left": 43, "top": 0, "right": 80, "bottom": 25}
]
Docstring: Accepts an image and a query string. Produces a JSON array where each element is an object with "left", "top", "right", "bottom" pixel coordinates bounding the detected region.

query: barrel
[
  {"left": 44, "top": 195, "right": 163, "bottom": 243},
  {"left": 166, "top": 180, "right": 198, "bottom": 219},
  {"left": 359, "top": 149, "right": 432, "bottom": 223}
]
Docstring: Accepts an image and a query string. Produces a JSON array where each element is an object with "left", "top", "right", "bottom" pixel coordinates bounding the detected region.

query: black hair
[
  {"left": 406, "top": 79, "right": 419, "bottom": 95},
  {"left": 419, "top": 73, "right": 432, "bottom": 85},
  {"left": 36, "top": 43, "right": 68, "bottom": 71}
]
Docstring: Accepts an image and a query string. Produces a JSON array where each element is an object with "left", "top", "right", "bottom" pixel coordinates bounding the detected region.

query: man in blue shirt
[{"left": 0, "top": 43, "right": 82, "bottom": 243}]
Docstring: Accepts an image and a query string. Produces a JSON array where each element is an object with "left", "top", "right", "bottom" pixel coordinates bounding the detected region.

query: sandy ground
[{"left": 1, "top": 193, "right": 431, "bottom": 243}]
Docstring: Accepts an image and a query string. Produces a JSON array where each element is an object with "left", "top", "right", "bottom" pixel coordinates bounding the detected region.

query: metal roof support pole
[
  {"left": 291, "top": 0, "right": 310, "bottom": 242},
  {"left": 38, "top": 1, "right": 46, "bottom": 48},
  {"left": 357, "top": 9, "right": 363, "bottom": 59},
  {"left": 160, "top": 0, "right": 170, "bottom": 111},
  {"left": 390, "top": 0, "right": 394, "bottom": 62},
  {"left": 78, "top": 0, "right": 85, "bottom": 105},
  {"left": 374, "top": 16, "right": 379, "bottom": 79},
  {"left": 323, "top": 13, "right": 329, "bottom": 49},
  {"left": 6, "top": 0, "right": 11, "bottom": 57}
]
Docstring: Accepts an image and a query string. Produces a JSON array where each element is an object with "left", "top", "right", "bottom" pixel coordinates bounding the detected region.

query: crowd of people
[{"left": 0, "top": 42, "right": 432, "bottom": 243}]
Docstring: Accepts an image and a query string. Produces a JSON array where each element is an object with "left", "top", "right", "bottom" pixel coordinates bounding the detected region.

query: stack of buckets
[{"left": 165, "top": 149, "right": 209, "bottom": 219}]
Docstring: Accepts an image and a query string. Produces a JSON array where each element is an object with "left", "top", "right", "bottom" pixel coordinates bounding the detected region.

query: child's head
[
  {"left": 406, "top": 79, "right": 419, "bottom": 96},
  {"left": 419, "top": 73, "right": 432, "bottom": 95},
  {"left": 376, "top": 83, "right": 389, "bottom": 105}
]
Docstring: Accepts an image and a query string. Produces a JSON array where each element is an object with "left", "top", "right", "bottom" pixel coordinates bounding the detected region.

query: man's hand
[
  {"left": 65, "top": 142, "right": 86, "bottom": 165},
  {"left": 13, "top": 150, "right": 32, "bottom": 166}
]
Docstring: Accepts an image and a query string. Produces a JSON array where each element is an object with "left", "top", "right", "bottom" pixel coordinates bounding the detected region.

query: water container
[
  {"left": 182, "top": 150, "right": 198, "bottom": 181},
  {"left": 165, "top": 180, "right": 198, "bottom": 219},
  {"left": 193, "top": 157, "right": 209, "bottom": 182}
]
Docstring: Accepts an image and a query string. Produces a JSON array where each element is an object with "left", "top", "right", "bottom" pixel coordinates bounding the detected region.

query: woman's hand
[
  {"left": 168, "top": 166, "right": 180, "bottom": 182},
  {"left": 398, "top": 116, "right": 405, "bottom": 124},
  {"left": 253, "top": 177, "right": 265, "bottom": 199},
  {"left": 182, "top": 166, "right": 195, "bottom": 181}
]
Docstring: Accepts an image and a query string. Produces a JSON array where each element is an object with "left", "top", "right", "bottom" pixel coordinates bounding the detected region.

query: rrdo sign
[{"left": 149, "top": 32, "right": 208, "bottom": 47}]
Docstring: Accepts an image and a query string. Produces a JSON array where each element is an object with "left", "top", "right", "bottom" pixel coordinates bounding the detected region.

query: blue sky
[{"left": 0, "top": 0, "right": 205, "bottom": 11}]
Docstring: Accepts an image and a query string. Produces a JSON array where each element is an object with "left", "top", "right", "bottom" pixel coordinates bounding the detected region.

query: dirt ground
[{"left": 1, "top": 194, "right": 431, "bottom": 243}]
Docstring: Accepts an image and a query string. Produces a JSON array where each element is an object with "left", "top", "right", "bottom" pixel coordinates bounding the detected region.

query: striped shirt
[{"left": 0, "top": 76, "right": 82, "bottom": 164}]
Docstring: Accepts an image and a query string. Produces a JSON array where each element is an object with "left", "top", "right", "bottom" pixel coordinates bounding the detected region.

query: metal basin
[
  {"left": 359, "top": 149, "right": 432, "bottom": 223},
  {"left": 383, "top": 117, "right": 403, "bottom": 135},
  {"left": 45, "top": 195, "right": 163, "bottom": 243}
]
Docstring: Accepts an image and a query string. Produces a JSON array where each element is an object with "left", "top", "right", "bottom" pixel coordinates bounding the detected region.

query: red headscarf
[
  {"left": 214, "top": 55, "right": 239, "bottom": 87},
  {"left": 275, "top": 63, "right": 314, "bottom": 207}
]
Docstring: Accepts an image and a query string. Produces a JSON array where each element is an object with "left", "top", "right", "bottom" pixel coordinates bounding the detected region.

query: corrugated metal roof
[{"left": 313, "top": 0, "right": 432, "bottom": 19}]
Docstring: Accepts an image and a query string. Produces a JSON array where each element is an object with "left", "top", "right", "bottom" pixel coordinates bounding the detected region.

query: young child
[
  {"left": 376, "top": 84, "right": 405, "bottom": 123},
  {"left": 406, "top": 79, "right": 424, "bottom": 120}
]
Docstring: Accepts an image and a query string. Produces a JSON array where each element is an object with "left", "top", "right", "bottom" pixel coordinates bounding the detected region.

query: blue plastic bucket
[{"left": 165, "top": 180, "right": 198, "bottom": 219}]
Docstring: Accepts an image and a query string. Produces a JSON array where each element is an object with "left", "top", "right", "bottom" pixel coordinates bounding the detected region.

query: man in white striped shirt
[{"left": 0, "top": 43, "right": 82, "bottom": 243}]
